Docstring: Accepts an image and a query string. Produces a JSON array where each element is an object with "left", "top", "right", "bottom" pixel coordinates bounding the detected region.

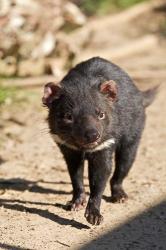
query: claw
[
  {"left": 111, "top": 190, "right": 128, "bottom": 203},
  {"left": 68, "top": 193, "right": 86, "bottom": 211},
  {"left": 85, "top": 207, "right": 103, "bottom": 225}
]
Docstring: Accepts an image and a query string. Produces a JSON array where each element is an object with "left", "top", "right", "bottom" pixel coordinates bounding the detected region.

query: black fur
[{"left": 43, "top": 57, "right": 157, "bottom": 225}]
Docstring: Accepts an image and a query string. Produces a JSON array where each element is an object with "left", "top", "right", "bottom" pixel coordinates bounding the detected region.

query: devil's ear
[
  {"left": 42, "top": 82, "right": 62, "bottom": 106},
  {"left": 100, "top": 80, "right": 117, "bottom": 102}
]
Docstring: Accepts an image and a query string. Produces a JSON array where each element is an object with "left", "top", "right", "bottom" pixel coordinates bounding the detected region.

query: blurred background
[
  {"left": 0, "top": 1, "right": 166, "bottom": 249},
  {"left": 0, "top": 0, "right": 165, "bottom": 87}
]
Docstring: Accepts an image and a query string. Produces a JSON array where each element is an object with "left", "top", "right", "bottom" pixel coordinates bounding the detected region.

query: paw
[
  {"left": 111, "top": 190, "right": 128, "bottom": 203},
  {"left": 85, "top": 207, "right": 103, "bottom": 225},
  {"left": 68, "top": 193, "right": 86, "bottom": 211}
]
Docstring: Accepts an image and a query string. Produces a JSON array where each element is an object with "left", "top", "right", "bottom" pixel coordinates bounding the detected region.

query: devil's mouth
[
  {"left": 51, "top": 133, "right": 101, "bottom": 150},
  {"left": 77, "top": 140, "right": 100, "bottom": 150}
]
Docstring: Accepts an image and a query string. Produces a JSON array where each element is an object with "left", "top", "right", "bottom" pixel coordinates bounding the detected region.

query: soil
[{"left": 0, "top": 5, "right": 166, "bottom": 250}]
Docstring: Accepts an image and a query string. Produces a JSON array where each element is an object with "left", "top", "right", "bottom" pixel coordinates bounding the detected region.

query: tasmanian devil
[{"left": 42, "top": 57, "right": 157, "bottom": 225}]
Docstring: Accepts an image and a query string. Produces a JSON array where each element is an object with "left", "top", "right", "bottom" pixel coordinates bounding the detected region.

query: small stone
[
  {"left": 0, "top": 58, "right": 17, "bottom": 76},
  {"left": 0, "top": 0, "right": 11, "bottom": 16},
  {"left": 32, "top": 32, "right": 56, "bottom": 59},
  {"left": 63, "top": 2, "right": 86, "bottom": 26},
  {"left": 18, "top": 59, "right": 46, "bottom": 76}
]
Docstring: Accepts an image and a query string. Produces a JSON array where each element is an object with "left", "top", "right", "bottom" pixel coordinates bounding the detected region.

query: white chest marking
[
  {"left": 52, "top": 134, "right": 115, "bottom": 152},
  {"left": 89, "top": 138, "right": 115, "bottom": 152},
  {"left": 51, "top": 134, "right": 78, "bottom": 150}
]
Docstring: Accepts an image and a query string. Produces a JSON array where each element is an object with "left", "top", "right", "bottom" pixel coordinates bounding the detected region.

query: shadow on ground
[
  {"left": 0, "top": 157, "right": 5, "bottom": 165},
  {"left": 0, "top": 198, "right": 90, "bottom": 230},
  {"left": 0, "top": 178, "right": 90, "bottom": 230},
  {"left": 0, "top": 178, "right": 72, "bottom": 195},
  {"left": 80, "top": 200, "right": 166, "bottom": 250},
  {"left": 0, "top": 243, "right": 33, "bottom": 250}
]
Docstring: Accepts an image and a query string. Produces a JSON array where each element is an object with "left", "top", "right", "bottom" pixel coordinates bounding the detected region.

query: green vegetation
[
  {"left": 78, "top": 0, "right": 149, "bottom": 15},
  {"left": 0, "top": 86, "right": 17, "bottom": 105},
  {"left": 0, "top": 85, "right": 38, "bottom": 106},
  {"left": 160, "top": 19, "right": 166, "bottom": 37}
]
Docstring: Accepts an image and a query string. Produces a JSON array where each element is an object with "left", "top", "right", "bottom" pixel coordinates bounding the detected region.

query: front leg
[
  {"left": 85, "top": 149, "right": 113, "bottom": 225},
  {"left": 59, "top": 145, "right": 86, "bottom": 211}
]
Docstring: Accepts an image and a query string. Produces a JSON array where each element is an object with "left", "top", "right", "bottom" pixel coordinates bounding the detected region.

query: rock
[
  {"left": 46, "top": 58, "right": 64, "bottom": 78},
  {"left": 0, "top": 0, "right": 11, "bottom": 16},
  {"left": 63, "top": 2, "right": 86, "bottom": 26},
  {"left": 32, "top": 32, "right": 56, "bottom": 59},
  {"left": 9, "top": 14, "right": 25, "bottom": 29},
  {"left": 14, "top": 0, "right": 40, "bottom": 12},
  {"left": 0, "top": 36, "right": 19, "bottom": 58},
  {"left": 18, "top": 32, "right": 39, "bottom": 59},
  {"left": 69, "top": 27, "right": 92, "bottom": 49},
  {"left": 0, "top": 0, "right": 88, "bottom": 77},
  {"left": 56, "top": 32, "right": 78, "bottom": 59},
  {"left": 18, "top": 59, "right": 46, "bottom": 76},
  {"left": 52, "top": 16, "right": 64, "bottom": 31},
  {"left": 0, "top": 57, "right": 17, "bottom": 76}
]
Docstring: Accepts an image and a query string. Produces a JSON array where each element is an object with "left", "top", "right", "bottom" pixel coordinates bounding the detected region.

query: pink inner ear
[
  {"left": 42, "top": 82, "right": 61, "bottom": 105},
  {"left": 100, "top": 80, "right": 117, "bottom": 102},
  {"left": 43, "top": 85, "right": 52, "bottom": 100}
]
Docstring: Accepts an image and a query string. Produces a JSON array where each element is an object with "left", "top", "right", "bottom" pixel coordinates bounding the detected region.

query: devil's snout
[{"left": 83, "top": 128, "right": 100, "bottom": 144}]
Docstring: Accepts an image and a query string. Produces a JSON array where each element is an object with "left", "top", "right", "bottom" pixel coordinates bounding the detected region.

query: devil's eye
[
  {"left": 64, "top": 112, "right": 73, "bottom": 122},
  {"left": 98, "top": 111, "right": 105, "bottom": 120}
]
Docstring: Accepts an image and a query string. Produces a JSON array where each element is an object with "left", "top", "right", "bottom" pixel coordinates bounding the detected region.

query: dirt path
[{"left": 0, "top": 70, "right": 166, "bottom": 250}]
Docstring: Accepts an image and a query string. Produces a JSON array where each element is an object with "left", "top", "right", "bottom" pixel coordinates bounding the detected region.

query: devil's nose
[{"left": 84, "top": 129, "right": 100, "bottom": 143}]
